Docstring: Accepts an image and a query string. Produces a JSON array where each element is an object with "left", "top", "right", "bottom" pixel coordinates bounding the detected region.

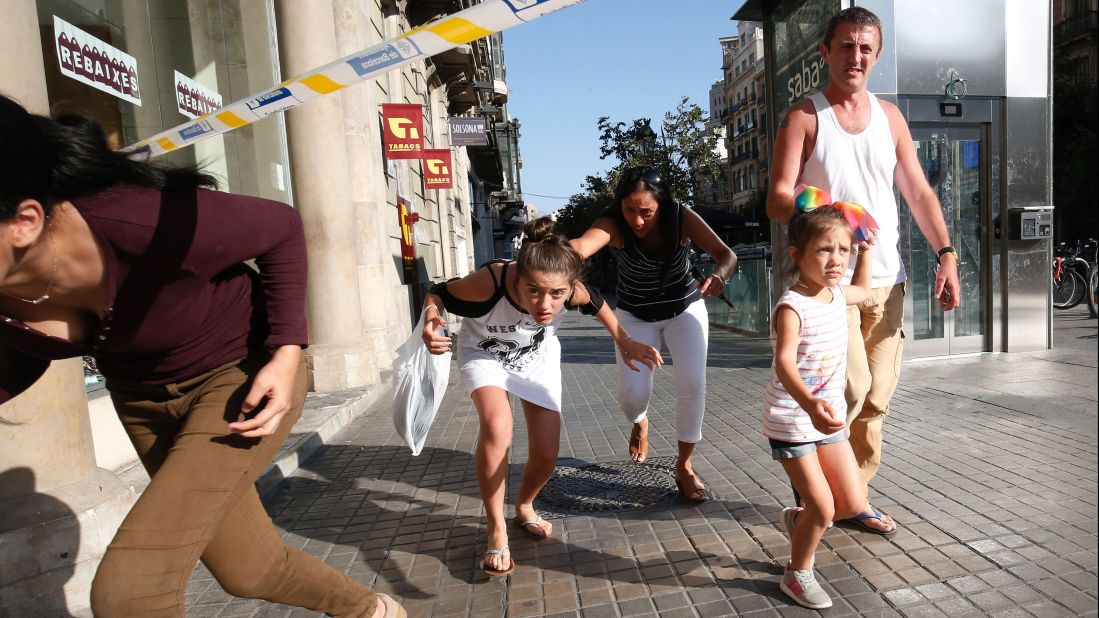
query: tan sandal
[
  {"left": 628, "top": 422, "right": 649, "bottom": 464},
  {"left": 482, "top": 546, "right": 515, "bottom": 577},
  {"left": 675, "top": 473, "right": 711, "bottom": 503}
]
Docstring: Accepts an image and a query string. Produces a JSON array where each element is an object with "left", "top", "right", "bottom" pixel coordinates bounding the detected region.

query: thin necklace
[{"left": 1, "top": 229, "right": 58, "bottom": 305}]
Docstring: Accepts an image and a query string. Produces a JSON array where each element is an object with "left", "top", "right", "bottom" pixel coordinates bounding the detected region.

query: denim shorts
[{"left": 768, "top": 430, "right": 849, "bottom": 460}]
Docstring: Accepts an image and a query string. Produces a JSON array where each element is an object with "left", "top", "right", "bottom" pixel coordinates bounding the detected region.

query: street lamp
[{"left": 638, "top": 120, "right": 658, "bottom": 157}]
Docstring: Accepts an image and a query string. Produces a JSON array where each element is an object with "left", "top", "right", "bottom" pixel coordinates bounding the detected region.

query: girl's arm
[
  {"left": 681, "top": 207, "right": 738, "bottom": 296},
  {"left": 842, "top": 244, "right": 873, "bottom": 306},
  {"left": 569, "top": 218, "right": 618, "bottom": 259},
  {"left": 570, "top": 282, "right": 662, "bottom": 371},
  {"left": 773, "top": 307, "right": 846, "bottom": 435},
  {"left": 422, "top": 265, "right": 500, "bottom": 355}
]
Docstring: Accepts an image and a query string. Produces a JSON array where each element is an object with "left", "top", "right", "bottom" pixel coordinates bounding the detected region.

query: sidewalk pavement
[{"left": 187, "top": 306, "right": 1097, "bottom": 617}]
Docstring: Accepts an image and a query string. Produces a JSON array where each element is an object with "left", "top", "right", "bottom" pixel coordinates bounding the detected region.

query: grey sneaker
[{"left": 780, "top": 568, "right": 832, "bottom": 609}]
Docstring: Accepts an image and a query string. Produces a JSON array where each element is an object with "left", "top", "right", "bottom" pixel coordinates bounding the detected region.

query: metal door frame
[{"left": 901, "top": 122, "right": 992, "bottom": 359}]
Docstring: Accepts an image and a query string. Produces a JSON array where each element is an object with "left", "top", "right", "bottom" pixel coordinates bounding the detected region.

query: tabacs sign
[
  {"left": 174, "top": 71, "right": 223, "bottom": 120},
  {"left": 423, "top": 149, "right": 454, "bottom": 189},
  {"left": 53, "top": 16, "right": 141, "bottom": 106},
  {"left": 382, "top": 103, "right": 425, "bottom": 160}
]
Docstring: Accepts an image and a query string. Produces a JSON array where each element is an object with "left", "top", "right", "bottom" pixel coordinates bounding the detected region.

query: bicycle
[
  {"left": 1081, "top": 238, "right": 1098, "bottom": 318},
  {"left": 1052, "top": 241, "right": 1090, "bottom": 310}
]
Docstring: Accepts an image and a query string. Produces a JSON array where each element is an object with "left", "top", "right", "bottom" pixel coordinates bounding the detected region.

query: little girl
[
  {"left": 765, "top": 205, "right": 877, "bottom": 609},
  {"left": 421, "top": 217, "right": 662, "bottom": 577}
]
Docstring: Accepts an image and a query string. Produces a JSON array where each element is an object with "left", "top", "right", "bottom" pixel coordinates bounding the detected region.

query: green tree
[
  {"left": 553, "top": 173, "right": 614, "bottom": 239},
  {"left": 596, "top": 97, "right": 721, "bottom": 208}
]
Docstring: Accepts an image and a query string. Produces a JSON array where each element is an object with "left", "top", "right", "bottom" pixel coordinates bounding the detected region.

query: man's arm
[
  {"left": 766, "top": 100, "right": 816, "bottom": 224},
  {"left": 885, "top": 103, "right": 960, "bottom": 310}
]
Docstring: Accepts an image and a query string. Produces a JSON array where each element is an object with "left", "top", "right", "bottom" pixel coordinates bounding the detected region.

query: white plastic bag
[{"left": 392, "top": 307, "right": 451, "bottom": 455}]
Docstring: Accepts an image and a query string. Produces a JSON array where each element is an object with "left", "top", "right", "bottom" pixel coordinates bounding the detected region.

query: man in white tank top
[{"left": 766, "top": 7, "right": 961, "bottom": 535}]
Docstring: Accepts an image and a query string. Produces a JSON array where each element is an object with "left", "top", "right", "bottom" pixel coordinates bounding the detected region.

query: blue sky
[{"left": 504, "top": 0, "right": 741, "bottom": 215}]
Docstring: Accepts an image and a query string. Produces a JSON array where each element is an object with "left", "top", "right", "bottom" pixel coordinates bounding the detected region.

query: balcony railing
[{"left": 1056, "top": 10, "right": 1097, "bottom": 41}]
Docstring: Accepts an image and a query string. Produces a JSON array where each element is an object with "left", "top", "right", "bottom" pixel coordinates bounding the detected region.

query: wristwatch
[{"left": 936, "top": 246, "right": 959, "bottom": 264}]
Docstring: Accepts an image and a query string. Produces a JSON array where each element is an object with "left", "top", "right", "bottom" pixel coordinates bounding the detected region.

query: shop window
[
  {"left": 769, "top": 0, "right": 841, "bottom": 120},
  {"left": 37, "top": 1, "right": 291, "bottom": 204}
]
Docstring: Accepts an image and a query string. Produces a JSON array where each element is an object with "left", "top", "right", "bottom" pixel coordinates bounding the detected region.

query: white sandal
[{"left": 482, "top": 545, "right": 515, "bottom": 576}]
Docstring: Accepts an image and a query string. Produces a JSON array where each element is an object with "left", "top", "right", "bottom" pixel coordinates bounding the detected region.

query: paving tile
[{"left": 182, "top": 311, "right": 1098, "bottom": 617}]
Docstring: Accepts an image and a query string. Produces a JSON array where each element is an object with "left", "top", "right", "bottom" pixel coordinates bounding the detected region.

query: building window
[{"left": 37, "top": 0, "right": 291, "bottom": 205}]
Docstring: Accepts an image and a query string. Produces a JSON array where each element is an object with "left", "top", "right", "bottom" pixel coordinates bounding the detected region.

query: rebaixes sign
[{"left": 53, "top": 16, "right": 141, "bottom": 106}]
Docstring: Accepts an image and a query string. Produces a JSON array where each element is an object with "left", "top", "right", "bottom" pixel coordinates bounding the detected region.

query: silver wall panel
[
  {"left": 1005, "top": 0, "right": 1051, "bottom": 98},
  {"left": 857, "top": 0, "right": 897, "bottom": 94},
  {"left": 895, "top": 0, "right": 1006, "bottom": 96},
  {"left": 1004, "top": 240, "right": 1050, "bottom": 351},
  {"left": 1004, "top": 97, "right": 1051, "bottom": 208},
  {"left": 1004, "top": 97, "right": 1052, "bottom": 352}
]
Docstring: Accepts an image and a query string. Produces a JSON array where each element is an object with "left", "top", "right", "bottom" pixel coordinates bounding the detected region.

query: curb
[
  {"left": 115, "top": 376, "right": 393, "bottom": 500},
  {"left": 257, "top": 376, "right": 392, "bottom": 498}
]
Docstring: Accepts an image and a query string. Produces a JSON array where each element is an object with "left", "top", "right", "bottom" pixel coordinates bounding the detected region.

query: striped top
[
  {"left": 763, "top": 285, "right": 848, "bottom": 442},
  {"left": 615, "top": 236, "right": 700, "bottom": 322}
]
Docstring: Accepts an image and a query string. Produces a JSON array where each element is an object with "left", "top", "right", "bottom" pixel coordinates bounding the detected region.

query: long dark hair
[
  {"left": 607, "top": 165, "right": 682, "bottom": 276},
  {"left": 516, "top": 216, "right": 585, "bottom": 282},
  {"left": 1, "top": 94, "right": 218, "bottom": 220}
]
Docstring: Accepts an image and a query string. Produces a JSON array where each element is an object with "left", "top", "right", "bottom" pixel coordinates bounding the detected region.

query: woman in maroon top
[{"left": 0, "top": 96, "right": 404, "bottom": 617}]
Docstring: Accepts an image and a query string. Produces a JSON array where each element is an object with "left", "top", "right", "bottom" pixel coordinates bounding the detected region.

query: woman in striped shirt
[
  {"left": 766, "top": 205, "right": 877, "bottom": 610},
  {"left": 571, "top": 166, "right": 736, "bottom": 502}
]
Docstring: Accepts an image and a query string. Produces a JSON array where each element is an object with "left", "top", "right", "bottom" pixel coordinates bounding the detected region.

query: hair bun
[{"left": 522, "top": 216, "right": 559, "bottom": 244}]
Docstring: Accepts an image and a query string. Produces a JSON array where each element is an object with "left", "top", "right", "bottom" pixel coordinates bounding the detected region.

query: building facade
[
  {"left": 697, "top": 79, "right": 731, "bottom": 211},
  {"left": 1055, "top": 0, "right": 1098, "bottom": 84},
  {"left": 724, "top": 20, "right": 766, "bottom": 217},
  {"left": 0, "top": 0, "right": 526, "bottom": 614}
]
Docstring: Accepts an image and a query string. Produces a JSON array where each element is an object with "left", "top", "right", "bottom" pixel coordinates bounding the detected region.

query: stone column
[
  {"left": 0, "top": 6, "right": 136, "bottom": 616},
  {"left": 274, "top": 0, "right": 375, "bottom": 391}
]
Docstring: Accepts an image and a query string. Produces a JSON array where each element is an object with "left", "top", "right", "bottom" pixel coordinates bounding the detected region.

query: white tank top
[
  {"left": 457, "top": 292, "right": 562, "bottom": 373},
  {"left": 800, "top": 92, "right": 905, "bottom": 287}
]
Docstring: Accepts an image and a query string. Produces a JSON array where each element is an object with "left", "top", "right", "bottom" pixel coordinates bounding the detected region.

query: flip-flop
[
  {"left": 675, "top": 474, "right": 711, "bottom": 503},
  {"left": 513, "top": 515, "right": 552, "bottom": 539},
  {"left": 844, "top": 508, "right": 897, "bottom": 536},
  {"left": 482, "top": 546, "right": 515, "bottom": 577},
  {"left": 374, "top": 593, "right": 408, "bottom": 618},
  {"left": 628, "top": 423, "right": 649, "bottom": 464}
]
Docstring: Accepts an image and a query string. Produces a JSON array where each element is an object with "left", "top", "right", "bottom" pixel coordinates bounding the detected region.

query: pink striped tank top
[{"left": 764, "top": 285, "right": 848, "bottom": 442}]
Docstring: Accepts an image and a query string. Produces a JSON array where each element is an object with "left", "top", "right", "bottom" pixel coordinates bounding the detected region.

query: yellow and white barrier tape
[{"left": 126, "top": 0, "right": 586, "bottom": 157}]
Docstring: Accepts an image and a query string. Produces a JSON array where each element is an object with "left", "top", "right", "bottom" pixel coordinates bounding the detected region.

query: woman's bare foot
[
  {"left": 629, "top": 419, "right": 649, "bottom": 464},
  {"left": 371, "top": 593, "right": 407, "bottom": 618}
]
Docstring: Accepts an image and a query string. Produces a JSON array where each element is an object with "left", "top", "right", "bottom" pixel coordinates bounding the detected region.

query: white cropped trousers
[{"left": 614, "top": 298, "right": 709, "bottom": 443}]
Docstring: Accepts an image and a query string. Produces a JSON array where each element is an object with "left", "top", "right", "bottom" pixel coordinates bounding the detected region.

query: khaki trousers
[
  {"left": 89, "top": 357, "right": 376, "bottom": 617},
  {"left": 844, "top": 284, "right": 905, "bottom": 485}
]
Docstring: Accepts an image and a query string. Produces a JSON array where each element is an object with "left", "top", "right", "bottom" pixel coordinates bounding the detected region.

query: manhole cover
[{"left": 533, "top": 456, "right": 679, "bottom": 518}]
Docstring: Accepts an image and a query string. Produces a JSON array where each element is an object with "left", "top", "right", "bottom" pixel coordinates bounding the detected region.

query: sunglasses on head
[{"left": 627, "top": 166, "right": 662, "bottom": 187}]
